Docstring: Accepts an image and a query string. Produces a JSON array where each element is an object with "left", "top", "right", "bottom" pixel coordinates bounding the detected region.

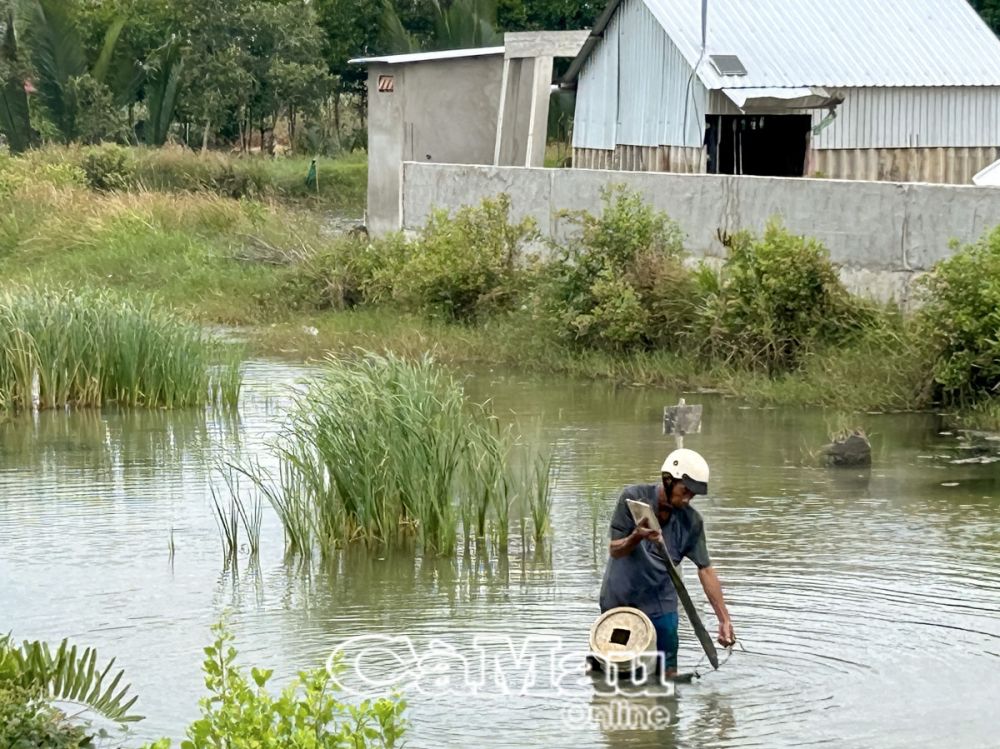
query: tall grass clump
[
  {"left": 0, "top": 287, "right": 242, "bottom": 411},
  {"left": 211, "top": 466, "right": 263, "bottom": 558},
  {"left": 233, "top": 352, "right": 553, "bottom": 556}
]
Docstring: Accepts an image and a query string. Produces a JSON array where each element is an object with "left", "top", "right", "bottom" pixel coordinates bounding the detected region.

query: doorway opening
[{"left": 705, "top": 114, "right": 811, "bottom": 177}]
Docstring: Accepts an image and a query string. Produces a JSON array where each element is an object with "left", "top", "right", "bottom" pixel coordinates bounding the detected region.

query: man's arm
[
  {"left": 698, "top": 566, "right": 735, "bottom": 646},
  {"left": 609, "top": 520, "right": 658, "bottom": 558},
  {"left": 607, "top": 490, "right": 658, "bottom": 558}
]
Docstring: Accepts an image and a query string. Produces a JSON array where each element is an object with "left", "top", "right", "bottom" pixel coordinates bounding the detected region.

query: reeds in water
[
  {"left": 211, "top": 465, "right": 263, "bottom": 558},
  {"left": 0, "top": 286, "right": 242, "bottom": 411},
  {"left": 235, "top": 352, "right": 554, "bottom": 556}
]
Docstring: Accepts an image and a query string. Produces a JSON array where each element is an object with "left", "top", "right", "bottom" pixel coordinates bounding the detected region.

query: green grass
[
  {"left": 950, "top": 399, "right": 1000, "bottom": 431},
  {"left": 16, "top": 145, "right": 367, "bottom": 215},
  {"left": 0, "top": 170, "right": 343, "bottom": 324},
  {"left": 3, "top": 147, "right": 997, "bottom": 427},
  {"left": 228, "top": 352, "right": 553, "bottom": 556},
  {"left": 0, "top": 286, "right": 242, "bottom": 411}
]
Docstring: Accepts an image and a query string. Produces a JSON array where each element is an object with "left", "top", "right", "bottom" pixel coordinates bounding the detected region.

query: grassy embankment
[{"left": 0, "top": 145, "right": 995, "bottom": 426}]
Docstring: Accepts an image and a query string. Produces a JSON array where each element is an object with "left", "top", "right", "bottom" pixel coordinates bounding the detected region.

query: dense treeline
[{"left": 0, "top": 0, "right": 599, "bottom": 155}]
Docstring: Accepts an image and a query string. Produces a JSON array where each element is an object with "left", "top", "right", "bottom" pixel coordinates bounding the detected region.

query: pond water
[{"left": 2, "top": 360, "right": 999, "bottom": 748}]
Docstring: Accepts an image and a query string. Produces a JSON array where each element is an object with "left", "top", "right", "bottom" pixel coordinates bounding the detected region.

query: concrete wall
[
  {"left": 365, "top": 56, "right": 503, "bottom": 235},
  {"left": 400, "top": 162, "right": 1000, "bottom": 305}
]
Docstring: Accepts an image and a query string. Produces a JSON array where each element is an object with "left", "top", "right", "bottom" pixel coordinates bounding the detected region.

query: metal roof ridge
[{"left": 349, "top": 46, "right": 505, "bottom": 65}]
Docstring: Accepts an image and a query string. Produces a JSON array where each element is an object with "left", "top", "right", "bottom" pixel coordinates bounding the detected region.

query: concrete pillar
[
  {"left": 524, "top": 56, "right": 553, "bottom": 167},
  {"left": 494, "top": 56, "right": 553, "bottom": 168}
]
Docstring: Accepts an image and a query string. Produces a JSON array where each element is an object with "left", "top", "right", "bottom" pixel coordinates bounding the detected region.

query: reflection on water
[{"left": 2, "top": 362, "right": 999, "bottom": 748}]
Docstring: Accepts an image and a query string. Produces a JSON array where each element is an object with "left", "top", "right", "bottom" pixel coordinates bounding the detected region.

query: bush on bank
[
  {"left": 694, "top": 222, "right": 881, "bottom": 373},
  {"left": 319, "top": 188, "right": 1000, "bottom": 416},
  {"left": 144, "top": 623, "right": 406, "bottom": 749},
  {"left": 916, "top": 226, "right": 1000, "bottom": 407},
  {"left": 0, "top": 686, "right": 90, "bottom": 749},
  {"left": 543, "top": 187, "right": 694, "bottom": 351}
]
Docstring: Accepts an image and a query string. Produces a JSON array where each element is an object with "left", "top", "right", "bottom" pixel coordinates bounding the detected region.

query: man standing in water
[{"left": 599, "top": 448, "right": 735, "bottom": 676}]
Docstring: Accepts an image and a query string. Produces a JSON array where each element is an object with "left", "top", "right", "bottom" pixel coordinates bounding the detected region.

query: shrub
[
  {"left": 80, "top": 143, "right": 135, "bottom": 191},
  {"left": 696, "top": 222, "right": 874, "bottom": 372},
  {"left": 917, "top": 226, "right": 1000, "bottom": 405},
  {"left": 394, "top": 194, "right": 538, "bottom": 321},
  {"left": 0, "top": 686, "right": 89, "bottom": 749},
  {"left": 0, "top": 632, "right": 142, "bottom": 747},
  {"left": 298, "top": 233, "right": 408, "bottom": 311},
  {"left": 544, "top": 186, "right": 693, "bottom": 351},
  {"left": 144, "top": 622, "right": 406, "bottom": 749}
]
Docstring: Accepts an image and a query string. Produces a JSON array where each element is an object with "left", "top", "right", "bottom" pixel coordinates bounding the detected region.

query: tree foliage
[
  {"left": 0, "top": 632, "right": 142, "bottom": 728},
  {"left": 970, "top": 0, "right": 1000, "bottom": 34}
]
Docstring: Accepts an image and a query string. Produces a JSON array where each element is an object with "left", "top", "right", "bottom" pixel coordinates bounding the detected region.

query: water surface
[{"left": 2, "top": 361, "right": 998, "bottom": 748}]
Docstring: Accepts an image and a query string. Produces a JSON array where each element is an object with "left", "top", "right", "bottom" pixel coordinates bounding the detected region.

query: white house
[{"left": 566, "top": 0, "right": 1000, "bottom": 183}]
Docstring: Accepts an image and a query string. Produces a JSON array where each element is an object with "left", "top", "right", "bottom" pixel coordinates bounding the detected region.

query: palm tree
[
  {"left": 0, "top": 634, "right": 142, "bottom": 726},
  {"left": 381, "top": 0, "right": 502, "bottom": 54},
  {"left": 16, "top": 0, "right": 138, "bottom": 142},
  {"left": 0, "top": 7, "right": 32, "bottom": 152}
]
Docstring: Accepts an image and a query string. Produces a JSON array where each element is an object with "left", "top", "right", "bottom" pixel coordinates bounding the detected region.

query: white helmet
[{"left": 661, "top": 448, "right": 710, "bottom": 495}]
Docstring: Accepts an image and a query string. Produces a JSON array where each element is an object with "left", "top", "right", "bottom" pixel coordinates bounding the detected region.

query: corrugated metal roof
[
  {"left": 349, "top": 47, "right": 504, "bottom": 65},
  {"left": 569, "top": 0, "right": 1000, "bottom": 88}
]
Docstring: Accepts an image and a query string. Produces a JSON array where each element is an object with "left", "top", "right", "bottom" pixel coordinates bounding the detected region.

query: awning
[
  {"left": 973, "top": 158, "right": 1000, "bottom": 186},
  {"left": 722, "top": 86, "right": 841, "bottom": 111}
]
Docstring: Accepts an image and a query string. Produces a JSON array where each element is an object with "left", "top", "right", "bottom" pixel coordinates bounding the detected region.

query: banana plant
[{"left": 0, "top": 633, "right": 143, "bottom": 725}]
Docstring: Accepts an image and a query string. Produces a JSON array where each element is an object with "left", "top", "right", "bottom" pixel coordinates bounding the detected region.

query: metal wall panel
[
  {"left": 616, "top": 0, "right": 705, "bottom": 147},
  {"left": 812, "top": 87, "right": 1000, "bottom": 149},
  {"left": 574, "top": 0, "right": 704, "bottom": 150},
  {"left": 571, "top": 10, "right": 619, "bottom": 150},
  {"left": 810, "top": 146, "right": 1000, "bottom": 184},
  {"left": 573, "top": 145, "right": 705, "bottom": 172}
]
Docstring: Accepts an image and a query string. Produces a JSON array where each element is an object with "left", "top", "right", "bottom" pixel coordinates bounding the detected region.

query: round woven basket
[{"left": 588, "top": 606, "right": 659, "bottom": 675}]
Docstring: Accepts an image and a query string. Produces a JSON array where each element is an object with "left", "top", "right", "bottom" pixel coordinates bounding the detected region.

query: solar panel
[{"left": 710, "top": 54, "right": 747, "bottom": 76}]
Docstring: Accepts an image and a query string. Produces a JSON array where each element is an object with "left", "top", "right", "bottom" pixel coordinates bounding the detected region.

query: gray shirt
[{"left": 598, "top": 483, "right": 712, "bottom": 617}]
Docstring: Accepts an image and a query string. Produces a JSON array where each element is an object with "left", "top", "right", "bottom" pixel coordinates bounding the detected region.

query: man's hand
[
  {"left": 717, "top": 620, "right": 736, "bottom": 647},
  {"left": 635, "top": 517, "right": 662, "bottom": 543}
]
